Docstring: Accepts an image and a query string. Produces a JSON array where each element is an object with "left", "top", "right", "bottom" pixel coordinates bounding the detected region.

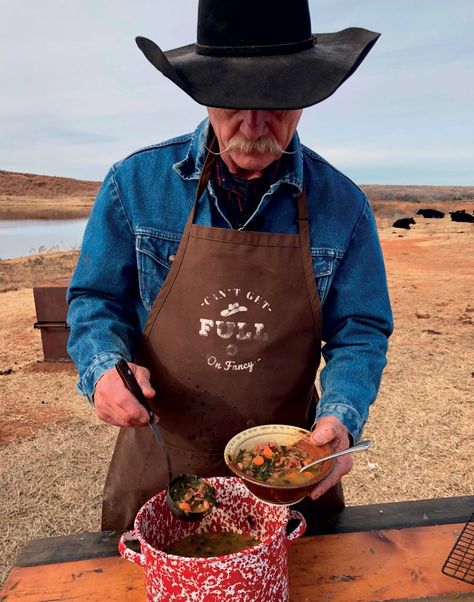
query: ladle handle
[
  {"left": 115, "top": 358, "right": 154, "bottom": 419},
  {"left": 115, "top": 359, "right": 173, "bottom": 483},
  {"left": 300, "top": 439, "right": 373, "bottom": 472}
]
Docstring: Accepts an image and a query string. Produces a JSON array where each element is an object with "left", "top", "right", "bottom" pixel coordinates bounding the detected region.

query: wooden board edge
[
  {"left": 14, "top": 496, "right": 474, "bottom": 567},
  {"left": 15, "top": 531, "right": 123, "bottom": 568},
  {"left": 308, "top": 495, "right": 474, "bottom": 535}
]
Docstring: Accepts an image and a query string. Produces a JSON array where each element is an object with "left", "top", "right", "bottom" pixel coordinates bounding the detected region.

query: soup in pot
[{"left": 167, "top": 531, "right": 260, "bottom": 558}]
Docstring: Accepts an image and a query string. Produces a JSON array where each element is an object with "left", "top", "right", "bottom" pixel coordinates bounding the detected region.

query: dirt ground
[{"left": 0, "top": 216, "right": 473, "bottom": 585}]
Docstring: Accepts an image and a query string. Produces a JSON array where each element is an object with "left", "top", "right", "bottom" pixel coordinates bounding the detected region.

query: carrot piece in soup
[
  {"left": 178, "top": 502, "right": 192, "bottom": 512},
  {"left": 252, "top": 455, "right": 264, "bottom": 466},
  {"left": 262, "top": 446, "right": 273, "bottom": 459}
]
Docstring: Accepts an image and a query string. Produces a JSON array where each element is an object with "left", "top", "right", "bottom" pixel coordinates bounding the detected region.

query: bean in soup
[{"left": 169, "top": 478, "right": 217, "bottom": 514}]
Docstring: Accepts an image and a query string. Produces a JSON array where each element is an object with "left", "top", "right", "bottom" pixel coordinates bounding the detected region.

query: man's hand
[
  {"left": 308, "top": 416, "right": 352, "bottom": 500},
  {"left": 93, "top": 362, "right": 156, "bottom": 427}
]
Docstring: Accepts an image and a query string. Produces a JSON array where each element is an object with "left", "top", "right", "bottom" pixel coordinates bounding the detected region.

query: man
[{"left": 67, "top": 0, "right": 393, "bottom": 531}]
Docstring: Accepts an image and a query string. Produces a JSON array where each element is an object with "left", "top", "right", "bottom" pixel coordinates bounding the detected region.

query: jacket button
[{"left": 169, "top": 255, "right": 175, "bottom": 262}]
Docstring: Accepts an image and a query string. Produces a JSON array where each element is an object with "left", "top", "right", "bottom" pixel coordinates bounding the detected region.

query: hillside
[
  {"left": 0, "top": 170, "right": 473, "bottom": 221},
  {"left": 361, "top": 184, "right": 474, "bottom": 222},
  {"left": 0, "top": 170, "right": 100, "bottom": 198},
  {"left": 0, "top": 170, "right": 99, "bottom": 219}
]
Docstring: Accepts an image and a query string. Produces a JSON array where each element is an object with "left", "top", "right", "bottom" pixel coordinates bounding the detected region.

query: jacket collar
[{"left": 173, "top": 118, "right": 303, "bottom": 193}]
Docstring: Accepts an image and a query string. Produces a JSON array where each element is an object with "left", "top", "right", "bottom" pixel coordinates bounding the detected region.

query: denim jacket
[{"left": 67, "top": 118, "right": 393, "bottom": 441}]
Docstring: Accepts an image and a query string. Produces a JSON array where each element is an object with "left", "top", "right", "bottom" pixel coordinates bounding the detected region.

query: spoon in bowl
[
  {"left": 115, "top": 360, "right": 216, "bottom": 521},
  {"left": 299, "top": 439, "right": 373, "bottom": 472}
]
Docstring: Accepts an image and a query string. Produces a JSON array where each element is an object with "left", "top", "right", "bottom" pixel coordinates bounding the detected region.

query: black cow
[
  {"left": 449, "top": 210, "right": 474, "bottom": 223},
  {"left": 393, "top": 217, "right": 415, "bottom": 229},
  {"left": 416, "top": 208, "right": 445, "bottom": 218}
]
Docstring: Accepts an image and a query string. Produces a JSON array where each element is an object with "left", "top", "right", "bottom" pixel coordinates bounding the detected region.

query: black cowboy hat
[{"left": 136, "top": 0, "right": 380, "bottom": 110}]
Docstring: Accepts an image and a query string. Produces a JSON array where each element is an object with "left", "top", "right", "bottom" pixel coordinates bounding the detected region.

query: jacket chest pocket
[
  {"left": 136, "top": 232, "right": 181, "bottom": 311},
  {"left": 311, "top": 249, "right": 340, "bottom": 306}
]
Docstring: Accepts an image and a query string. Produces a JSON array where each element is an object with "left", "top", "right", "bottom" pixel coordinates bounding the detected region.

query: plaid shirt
[{"left": 211, "top": 157, "right": 281, "bottom": 229}]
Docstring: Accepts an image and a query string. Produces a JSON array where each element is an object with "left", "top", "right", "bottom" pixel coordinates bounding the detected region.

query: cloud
[
  {"left": 320, "top": 144, "right": 474, "bottom": 167},
  {"left": 0, "top": 0, "right": 473, "bottom": 183}
]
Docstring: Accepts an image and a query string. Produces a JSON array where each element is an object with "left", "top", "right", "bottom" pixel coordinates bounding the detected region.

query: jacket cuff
[
  {"left": 77, "top": 352, "right": 129, "bottom": 403},
  {"left": 313, "top": 402, "right": 364, "bottom": 443}
]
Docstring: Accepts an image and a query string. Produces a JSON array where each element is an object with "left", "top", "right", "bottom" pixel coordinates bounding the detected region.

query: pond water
[{"left": 0, "top": 218, "right": 88, "bottom": 260}]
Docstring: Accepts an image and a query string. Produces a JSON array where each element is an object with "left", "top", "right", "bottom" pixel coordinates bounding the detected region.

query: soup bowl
[
  {"left": 119, "top": 476, "right": 306, "bottom": 602},
  {"left": 224, "top": 424, "right": 334, "bottom": 505}
]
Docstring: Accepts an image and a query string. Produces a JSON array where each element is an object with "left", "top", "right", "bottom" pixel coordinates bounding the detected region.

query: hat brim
[{"left": 136, "top": 28, "right": 380, "bottom": 110}]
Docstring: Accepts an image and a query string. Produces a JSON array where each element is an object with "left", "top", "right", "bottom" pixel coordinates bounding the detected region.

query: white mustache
[{"left": 206, "top": 135, "right": 296, "bottom": 156}]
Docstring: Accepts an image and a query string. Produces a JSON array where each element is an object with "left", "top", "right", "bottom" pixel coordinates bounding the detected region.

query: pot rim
[{"left": 132, "top": 476, "right": 293, "bottom": 563}]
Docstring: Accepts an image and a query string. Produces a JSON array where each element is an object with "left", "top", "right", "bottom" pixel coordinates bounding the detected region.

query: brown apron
[{"left": 101, "top": 151, "right": 343, "bottom": 531}]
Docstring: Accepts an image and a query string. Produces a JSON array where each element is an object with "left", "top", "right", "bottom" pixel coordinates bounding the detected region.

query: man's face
[{"left": 207, "top": 108, "right": 303, "bottom": 179}]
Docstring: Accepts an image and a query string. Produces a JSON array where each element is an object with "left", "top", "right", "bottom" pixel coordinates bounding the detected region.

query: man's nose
[{"left": 239, "top": 110, "right": 269, "bottom": 140}]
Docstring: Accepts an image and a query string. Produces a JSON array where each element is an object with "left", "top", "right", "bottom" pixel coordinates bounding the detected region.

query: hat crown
[{"left": 197, "top": 0, "right": 313, "bottom": 57}]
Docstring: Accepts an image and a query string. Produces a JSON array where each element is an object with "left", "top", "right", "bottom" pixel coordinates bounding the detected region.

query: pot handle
[
  {"left": 118, "top": 530, "right": 146, "bottom": 567},
  {"left": 285, "top": 510, "right": 307, "bottom": 544}
]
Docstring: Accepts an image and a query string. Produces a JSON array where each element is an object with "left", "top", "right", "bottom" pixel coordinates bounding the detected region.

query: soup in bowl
[{"left": 224, "top": 424, "right": 334, "bottom": 505}]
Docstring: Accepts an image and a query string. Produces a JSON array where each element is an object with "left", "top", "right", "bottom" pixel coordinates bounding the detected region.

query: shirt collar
[
  {"left": 173, "top": 118, "right": 304, "bottom": 194},
  {"left": 213, "top": 156, "right": 281, "bottom": 195}
]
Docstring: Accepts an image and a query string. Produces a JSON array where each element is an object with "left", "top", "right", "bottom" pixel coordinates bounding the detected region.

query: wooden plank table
[{"left": 2, "top": 496, "right": 473, "bottom": 601}]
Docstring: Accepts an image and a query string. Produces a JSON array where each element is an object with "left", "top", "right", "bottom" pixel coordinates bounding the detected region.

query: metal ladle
[
  {"left": 115, "top": 360, "right": 215, "bottom": 521},
  {"left": 299, "top": 438, "right": 373, "bottom": 472}
]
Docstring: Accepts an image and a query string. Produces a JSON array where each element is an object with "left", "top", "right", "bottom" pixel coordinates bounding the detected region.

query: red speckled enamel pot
[{"left": 119, "top": 476, "right": 306, "bottom": 601}]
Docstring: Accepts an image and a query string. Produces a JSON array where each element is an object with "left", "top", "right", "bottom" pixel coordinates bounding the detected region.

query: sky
[{"left": 1, "top": 0, "right": 473, "bottom": 185}]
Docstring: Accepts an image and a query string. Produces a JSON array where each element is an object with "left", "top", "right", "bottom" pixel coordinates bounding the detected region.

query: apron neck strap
[
  {"left": 186, "top": 139, "right": 310, "bottom": 239},
  {"left": 296, "top": 188, "right": 311, "bottom": 250},
  {"left": 297, "top": 188, "right": 309, "bottom": 222},
  {"left": 190, "top": 136, "right": 219, "bottom": 224}
]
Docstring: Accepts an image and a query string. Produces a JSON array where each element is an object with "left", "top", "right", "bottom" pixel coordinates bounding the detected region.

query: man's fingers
[
  {"left": 310, "top": 418, "right": 338, "bottom": 446},
  {"left": 93, "top": 362, "right": 156, "bottom": 427},
  {"left": 130, "top": 364, "right": 156, "bottom": 399},
  {"left": 95, "top": 392, "right": 149, "bottom": 427},
  {"left": 114, "top": 391, "right": 150, "bottom": 425},
  {"left": 307, "top": 417, "right": 353, "bottom": 499},
  {"left": 130, "top": 364, "right": 151, "bottom": 380},
  {"left": 309, "top": 455, "right": 353, "bottom": 500},
  {"left": 137, "top": 383, "right": 156, "bottom": 398},
  {"left": 310, "top": 416, "right": 350, "bottom": 451}
]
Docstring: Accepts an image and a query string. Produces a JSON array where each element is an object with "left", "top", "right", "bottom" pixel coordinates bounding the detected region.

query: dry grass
[
  {"left": 0, "top": 422, "right": 116, "bottom": 580},
  {"left": 345, "top": 219, "right": 474, "bottom": 504},
  {"left": 0, "top": 251, "right": 79, "bottom": 293},
  {"left": 0, "top": 216, "right": 473, "bottom": 587}
]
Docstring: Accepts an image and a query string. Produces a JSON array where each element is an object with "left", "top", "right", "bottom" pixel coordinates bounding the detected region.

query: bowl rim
[{"left": 224, "top": 424, "right": 334, "bottom": 491}]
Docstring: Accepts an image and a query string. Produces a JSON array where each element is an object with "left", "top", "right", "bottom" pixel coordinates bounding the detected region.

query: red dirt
[{"left": 0, "top": 403, "right": 70, "bottom": 446}]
